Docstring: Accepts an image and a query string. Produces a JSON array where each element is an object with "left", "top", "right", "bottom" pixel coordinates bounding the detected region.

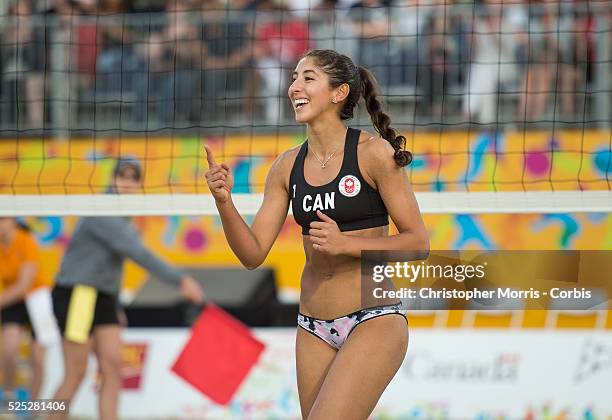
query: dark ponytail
[{"left": 358, "top": 67, "right": 412, "bottom": 167}]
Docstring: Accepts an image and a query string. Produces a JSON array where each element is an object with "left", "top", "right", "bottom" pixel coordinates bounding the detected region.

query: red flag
[{"left": 171, "top": 305, "right": 265, "bottom": 405}]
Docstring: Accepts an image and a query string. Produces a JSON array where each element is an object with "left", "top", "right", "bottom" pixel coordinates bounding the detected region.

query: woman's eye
[{"left": 305, "top": 77, "right": 314, "bottom": 81}]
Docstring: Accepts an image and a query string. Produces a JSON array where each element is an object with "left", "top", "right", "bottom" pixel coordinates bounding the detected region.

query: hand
[
  {"left": 180, "top": 275, "right": 206, "bottom": 305},
  {"left": 308, "top": 210, "right": 346, "bottom": 256},
  {"left": 204, "top": 145, "right": 233, "bottom": 203},
  {"left": 117, "top": 308, "right": 128, "bottom": 328}
]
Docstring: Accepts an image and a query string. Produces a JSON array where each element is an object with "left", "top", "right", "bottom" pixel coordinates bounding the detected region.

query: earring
[{"left": 332, "top": 98, "right": 338, "bottom": 103}]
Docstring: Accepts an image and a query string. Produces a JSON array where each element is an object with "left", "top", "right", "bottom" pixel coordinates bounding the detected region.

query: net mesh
[{"left": 0, "top": 0, "right": 610, "bottom": 215}]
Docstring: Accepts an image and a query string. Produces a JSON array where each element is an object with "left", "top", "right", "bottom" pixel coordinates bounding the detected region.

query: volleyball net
[{"left": 0, "top": 1, "right": 610, "bottom": 216}]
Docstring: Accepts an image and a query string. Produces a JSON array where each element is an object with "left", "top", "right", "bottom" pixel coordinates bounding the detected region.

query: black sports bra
[{"left": 289, "top": 127, "right": 389, "bottom": 235}]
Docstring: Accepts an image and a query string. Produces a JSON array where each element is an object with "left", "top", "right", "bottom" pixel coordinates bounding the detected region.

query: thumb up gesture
[{"left": 204, "top": 145, "right": 233, "bottom": 203}]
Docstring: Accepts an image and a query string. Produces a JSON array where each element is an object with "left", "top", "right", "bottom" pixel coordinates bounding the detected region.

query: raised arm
[
  {"left": 85, "top": 218, "right": 184, "bottom": 284},
  {"left": 204, "top": 146, "right": 291, "bottom": 269}
]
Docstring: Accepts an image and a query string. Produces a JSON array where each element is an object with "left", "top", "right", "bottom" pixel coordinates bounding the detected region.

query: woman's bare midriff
[{"left": 299, "top": 224, "right": 398, "bottom": 319}]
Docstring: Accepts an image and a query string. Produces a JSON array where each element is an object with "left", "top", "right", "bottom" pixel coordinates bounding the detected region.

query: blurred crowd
[{"left": 0, "top": 0, "right": 608, "bottom": 129}]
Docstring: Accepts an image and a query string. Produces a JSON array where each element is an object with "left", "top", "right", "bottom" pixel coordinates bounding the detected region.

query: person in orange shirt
[{"left": 0, "top": 217, "right": 58, "bottom": 401}]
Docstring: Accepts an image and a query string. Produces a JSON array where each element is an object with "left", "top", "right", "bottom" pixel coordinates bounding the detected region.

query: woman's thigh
[
  {"left": 308, "top": 315, "right": 409, "bottom": 420},
  {"left": 295, "top": 327, "right": 337, "bottom": 419},
  {"left": 93, "top": 325, "right": 123, "bottom": 375},
  {"left": 61, "top": 338, "right": 92, "bottom": 380}
]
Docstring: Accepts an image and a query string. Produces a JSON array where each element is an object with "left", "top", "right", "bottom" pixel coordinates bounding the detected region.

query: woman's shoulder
[
  {"left": 14, "top": 227, "right": 34, "bottom": 245},
  {"left": 357, "top": 130, "right": 403, "bottom": 185},
  {"left": 14, "top": 228, "right": 40, "bottom": 255},
  {"left": 358, "top": 130, "right": 396, "bottom": 162},
  {"left": 263, "top": 144, "right": 304, "bottom": 187},
  {"left": 272, "top": 144, "right": 303, "bottom": 173},
  {"left": 282, "top": 143, "right": 303, "bottom": 159}
]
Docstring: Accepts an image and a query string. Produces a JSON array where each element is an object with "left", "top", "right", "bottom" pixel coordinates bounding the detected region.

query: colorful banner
[{"left": 1, "top": 131, "right": 610, "bottom": 194}]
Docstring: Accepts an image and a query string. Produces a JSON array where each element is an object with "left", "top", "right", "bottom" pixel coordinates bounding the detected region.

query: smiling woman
[{"left": 205, "top": 49, "right": 429, "bottom": 419}]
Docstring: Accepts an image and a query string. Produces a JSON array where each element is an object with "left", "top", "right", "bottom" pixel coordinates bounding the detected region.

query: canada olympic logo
[{"left": 339, "top": 175, "right": 361, "bottom": 197}]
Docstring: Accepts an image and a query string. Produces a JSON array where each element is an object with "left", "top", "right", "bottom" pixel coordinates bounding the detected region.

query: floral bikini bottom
[{"left": 297, "top": 303, "right": 408, "bottom": 350}]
